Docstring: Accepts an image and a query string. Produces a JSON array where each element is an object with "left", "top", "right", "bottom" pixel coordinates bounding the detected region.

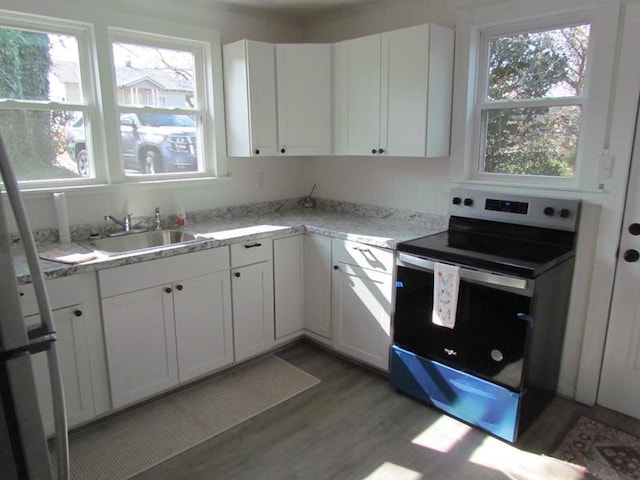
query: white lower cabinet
[
  {"left": 99, "top": 248, "right": 232, "bottom": 409},
  {"left": 331, "top": 240, "right": 394, "bottom": 371},
  {"left": 303, "top": 234, "right": 332, "bottom": 340},
  {"left": 231, "top": 239, "right": 275, "bottom": 362},
  {"left": 20, "top": 273, "right": 107, "bottom": 436},
  {"left": 174, "top": 271, "right": 233, "bottom": 382},
  {"left": 101, "top": 285, "right": 178, "bottom": 409},
  {"left": 274, "top": 235, "right": 304, "bottom": 339}
]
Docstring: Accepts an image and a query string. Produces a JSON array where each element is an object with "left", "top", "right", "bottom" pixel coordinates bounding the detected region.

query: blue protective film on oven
[{"left": 389, "top": 345, "right": 521, "bottom": 442}]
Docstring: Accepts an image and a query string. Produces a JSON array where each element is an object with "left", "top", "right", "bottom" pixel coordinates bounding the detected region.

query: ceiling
[{"left": 213, "top": 0, "right": 392, "bottom": 20}]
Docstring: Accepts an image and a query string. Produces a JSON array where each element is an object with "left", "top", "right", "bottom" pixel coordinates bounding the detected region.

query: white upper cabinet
[
  {"left": 334, "top": 24, "right": 454, "bottom": 157},
  {"left": 223, "top": 40, "right": 278, "bottom": 157},
  {"left": 276, "top": 44, "right": 332, "bottom": 156},
  {"left": 223, "top": 40, "right": 332, "bottom": 157}
]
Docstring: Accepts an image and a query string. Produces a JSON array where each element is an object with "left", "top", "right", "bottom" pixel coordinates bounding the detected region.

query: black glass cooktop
[{"left": 398, "top": 229, "right": 575, "bottom": 278}]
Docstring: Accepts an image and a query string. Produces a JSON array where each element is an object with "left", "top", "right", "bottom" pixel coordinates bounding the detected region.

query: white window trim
[
  {"left": 449, "top": 0, "right": 621, "bottom": 193},
  {"left": 105, "top": 28, "right": 217, "bottom": 183},
  {"left": 0, "top": 10, "right": 105, "bottom": 189},
  {"left": 0, "top": 6, "right": 228, "bottom": 193}
]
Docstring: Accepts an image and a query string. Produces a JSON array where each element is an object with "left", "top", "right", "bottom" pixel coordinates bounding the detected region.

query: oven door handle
[{"left": 396, "top": 252, "right": 533, "bottom": 294}]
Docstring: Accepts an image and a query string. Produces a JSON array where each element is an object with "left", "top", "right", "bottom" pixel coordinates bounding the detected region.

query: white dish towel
[{"left": 432, "top": 262, "right": 460, "bottom": 329}]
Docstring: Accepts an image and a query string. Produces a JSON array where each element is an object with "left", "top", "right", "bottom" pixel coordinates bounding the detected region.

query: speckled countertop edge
[{"left": 11, "top": 201, "right": 447, "bottom": 285}]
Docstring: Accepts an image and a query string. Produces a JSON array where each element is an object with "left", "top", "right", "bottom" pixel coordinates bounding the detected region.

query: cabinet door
[
  {"left": 246, "top": 41, "right": 278, "bottom": 156},
  {"left": 102, "top": 285, "right": 178, "bottom": 408},
  {"left": 332, "top": 263, "right": 392, "bottom": 371},
  {"left": 381, "top": 24, "right": 453, "bottom": 157},
  {"left": 333, "top": 34, "right": 382, "bottom": 155},
  {"left": 276, "top": 44, "right": 332, "bottom": 155},
  {"left": 381, "top": 25, "right": 430, "bottom": 157},
  {"left": 232, "top": 261, "right": 275, "bottom": 362},
  {"left": 274, "top": 235, "right": 304, "bottom": 338},
  {"left": 174, "top": 271, "right": 233, "bottom": 382},
  {"left": 223, "top": 40, "right": 277, "bottom": 156},
  {"left": 26, "top": 305, "right": 94, "bottom": 436},
  {"left": 304, "top": 235, "right": 332, "bottom": 339}
]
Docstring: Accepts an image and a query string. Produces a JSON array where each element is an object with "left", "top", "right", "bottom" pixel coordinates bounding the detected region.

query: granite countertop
[{"left": 12, "top": 202, "right": 446, "bottom": 285}]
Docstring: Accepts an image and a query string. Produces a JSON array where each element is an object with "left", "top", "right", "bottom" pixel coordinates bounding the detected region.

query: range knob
[
  {"left": 543, "top": 207, "right": 555, "bottom": 216},
  {"left": 463, "top": 198, "right": 474, "bottom": 207},
  {"left": 452, "top": 197, "right": 462, "bottom": 205},
  {"left": 560, "top": 208, "right": 570, "bottom": 218}
]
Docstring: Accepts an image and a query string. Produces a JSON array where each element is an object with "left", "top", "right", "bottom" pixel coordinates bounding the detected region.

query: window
[
  {"left": 109, "top": 34, "right": 207, "bottom": 177},
  {"left": 0, "top": 10, "right": 223, "bottom": 190},
  {"left": 0, "top": 21, "right": 94, "bottom": 183},
  {"left": 476, "top": 23, "right": 591, "bottom": 179},
  {"left": 451, "top": 0, "right": 620, "bottom": 190}
]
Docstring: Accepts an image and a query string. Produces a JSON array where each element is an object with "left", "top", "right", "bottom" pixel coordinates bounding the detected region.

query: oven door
[{"left": 393, "top": 252, "right": 534, "bottom": 390}]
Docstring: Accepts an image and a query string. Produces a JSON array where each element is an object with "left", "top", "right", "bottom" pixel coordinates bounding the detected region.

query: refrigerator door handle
[{"left": 0, "top": 332, "right": 57, "bottom": 362}]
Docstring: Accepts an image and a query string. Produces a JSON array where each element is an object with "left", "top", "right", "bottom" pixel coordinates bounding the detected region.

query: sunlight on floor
[
  {"left": 362, "top": 462, "right": 423, "bottom": 480},
  {"left": 411, "top": 415, "right": 473, "bottom": 453},
  {"left": 468, "top": 436, "right": 589, "bottom": 480}
]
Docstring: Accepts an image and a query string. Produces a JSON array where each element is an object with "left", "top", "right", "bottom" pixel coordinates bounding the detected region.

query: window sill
[{"left": 4, "top": 175, "right": 233, "bottom": 198}]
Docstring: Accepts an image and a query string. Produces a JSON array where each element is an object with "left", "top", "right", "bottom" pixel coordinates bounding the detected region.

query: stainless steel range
[{"left": 390, "top": 188, "right": 581, "bottom": 442}]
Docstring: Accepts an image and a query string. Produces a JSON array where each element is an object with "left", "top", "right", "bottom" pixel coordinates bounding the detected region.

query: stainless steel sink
[{"left": 88, "top": 229, "right": 198, "bottom": 254}]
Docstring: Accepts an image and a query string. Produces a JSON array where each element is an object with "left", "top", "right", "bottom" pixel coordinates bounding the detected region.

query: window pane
[
  {"left": 0, "top": 110, "right": 88, "bottom": 181},
  {"left": 112, "top": 42, "right": 196, "bottom": 108},
  {"left": 488, "top": 24, "right": 590, "bottom": 100},
  {"left": 482, "top": 106, "right": 581, "bottom": 177},
  {"left": 0, "top": 27, "right": 81, "bottom": 102},
  {"left": 120, "top": 112, "right": 198, "bottom": 174}
]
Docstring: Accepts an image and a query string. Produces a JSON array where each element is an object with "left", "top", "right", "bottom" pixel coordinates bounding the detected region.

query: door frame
[{"left": 575, "top": 2, "right": 640, "bottom": 405}]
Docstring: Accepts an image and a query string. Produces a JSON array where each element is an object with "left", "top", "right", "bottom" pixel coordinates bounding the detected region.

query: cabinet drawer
[
  {"left": 231, "top": 238, "right": 273, "bottom": 267},
  {"left": 99, "top": 247, "right": 229, "bottom": 298},
  {"left": 332, "top": 239, "right": 394, "bottom": 274}
]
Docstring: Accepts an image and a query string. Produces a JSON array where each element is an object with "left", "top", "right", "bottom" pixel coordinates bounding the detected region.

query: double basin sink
[{"left": 88, "top": 229, "right": 198, "bottom": 255}]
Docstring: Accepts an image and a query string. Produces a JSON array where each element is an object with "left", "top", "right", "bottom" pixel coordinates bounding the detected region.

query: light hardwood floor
[{"left": 131, "top": 341, "right": 640, "bottom": 480}]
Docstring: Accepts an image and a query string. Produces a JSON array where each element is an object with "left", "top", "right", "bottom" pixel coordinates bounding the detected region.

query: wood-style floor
[{"left": 132, "top": 341, "right": 640, "bottom": 480}]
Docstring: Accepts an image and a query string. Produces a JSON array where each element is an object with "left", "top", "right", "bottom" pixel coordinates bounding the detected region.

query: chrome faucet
[
  {"left": 154, "top": 207, "right": 161, "bottom": 230},
  {"left": 105, "top": 213, "right": 132, "bottom": 232}
]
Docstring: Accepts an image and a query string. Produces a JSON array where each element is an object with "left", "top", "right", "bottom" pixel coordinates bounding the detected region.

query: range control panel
[{"left": 449, "top": 188, "right": 581, "bottom": 232}]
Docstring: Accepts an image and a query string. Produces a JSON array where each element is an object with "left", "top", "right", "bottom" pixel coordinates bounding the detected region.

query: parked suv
[{"left": 66, "top": 113, "right": 197, "bottom": 176}]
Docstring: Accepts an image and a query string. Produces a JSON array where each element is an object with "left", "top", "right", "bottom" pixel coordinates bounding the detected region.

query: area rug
[
  {"left": 553, "top": 416, "right": 640, "bottom": 480},
  {"left": 51, "top": 355, "right": 320, "bottom": 480}
]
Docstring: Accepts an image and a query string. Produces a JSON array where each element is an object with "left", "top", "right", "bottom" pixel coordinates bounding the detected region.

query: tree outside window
[
  {"left": 0, "top": 27, "right": 85, "bottom": 182},
  {"left": 478, "top": 24, "right": 591, "bottom": 178}
]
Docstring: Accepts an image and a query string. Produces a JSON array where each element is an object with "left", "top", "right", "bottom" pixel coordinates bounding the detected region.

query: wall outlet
[{"left": 597, "top": 151, "right": 615, "bottom": 180}]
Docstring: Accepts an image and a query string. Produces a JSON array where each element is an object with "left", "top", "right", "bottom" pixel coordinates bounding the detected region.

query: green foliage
[
  {"left": 484, "top": 26, "right": 588, "bottom": 177},
  {"left": 0, "top": 28, "right": 56, "bottom": 180}
]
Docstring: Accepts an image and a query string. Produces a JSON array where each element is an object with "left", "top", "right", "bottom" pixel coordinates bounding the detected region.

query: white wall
[{"left": 1, "top": 0, "right": 306, "bottom": 231}]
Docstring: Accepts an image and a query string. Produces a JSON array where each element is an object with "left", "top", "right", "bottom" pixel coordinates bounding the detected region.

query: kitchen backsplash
[{"left": 10, "top": 197, "right": 448, "bottom": 245}]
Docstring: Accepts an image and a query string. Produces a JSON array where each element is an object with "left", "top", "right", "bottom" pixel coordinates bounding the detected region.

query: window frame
[
  {"left": 0, "top": 8, "right": 227, "bottom": 193},
  {"left": 450, "top": 0, "right": 621, "bottom": 192},
  {"left": 107, "top": 28, "right": 214, "bottom": 181},
  {"left": 0, "top": 11, "right": 104, "bottom": 188},
  {"left": 474, "top": 20, "right": 592, "bottom": 184}
]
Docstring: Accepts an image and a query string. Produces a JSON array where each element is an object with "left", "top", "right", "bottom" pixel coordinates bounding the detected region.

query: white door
[
  {"left": 304, "top": 234, "right": 332, "bottom": 339},
  {"left": 102, "top": 285, "right": 178, "bottom": 408},
  {"left": 332, "top": 263, "right": 392, "bottom": 371},
  {"left": 26, "top": 305, "right": 95, "bottom": 436},
  {"left": 231, "top": 261, "right": 275, "bottom": 362},
  {"left": 246, "top": 41, "right": 278, "bottom": 156},
  {"left": 274, "top": 235, "right": 304, "bottom": 338},
  {"left": 333, "top": 34, "right": 382, "bottom": 155},
  {"left": 174, "top": 272, "right": 233, "bottom": 382},
  {"left": 598, "top": 106, "right": 640, "bottom": 418},
  {"left": 276, "top": 44, "right": 332, "bottom": 155}
]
